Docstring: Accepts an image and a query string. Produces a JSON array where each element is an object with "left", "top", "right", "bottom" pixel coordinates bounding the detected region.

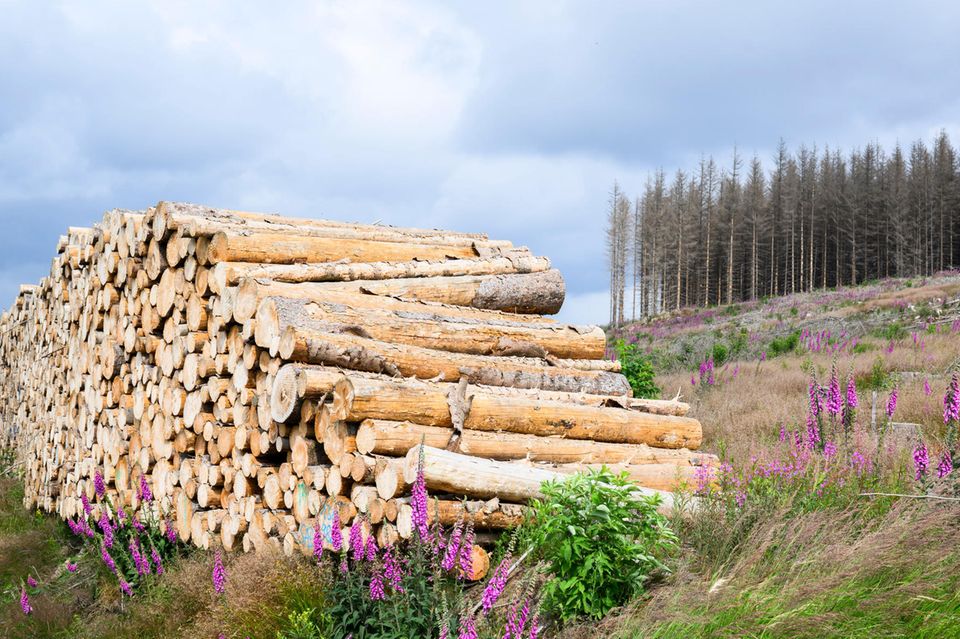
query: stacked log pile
[{"left": 0, "top": 202, "right": 714, "bottom": 557}]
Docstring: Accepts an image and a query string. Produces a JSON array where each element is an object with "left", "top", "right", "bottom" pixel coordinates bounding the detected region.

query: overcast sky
[{"left": 2, "top": 1, "right": 959, "bottom": 324}]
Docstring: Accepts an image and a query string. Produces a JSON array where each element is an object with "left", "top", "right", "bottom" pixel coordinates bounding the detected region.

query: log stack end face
[{"left": 0, "top": 202, "right": 707, "bottom": 556}]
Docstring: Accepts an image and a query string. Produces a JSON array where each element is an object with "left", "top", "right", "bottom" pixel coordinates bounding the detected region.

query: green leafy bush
[
  {"left": 277, "top": 609, "right": 329, "bottom": 639},
  {"left": 768, "top": 330, "right": 800, "bottom": 357},
  {"left": 527, "top": 468, "right": 677, "bottom": 622},
  {"left": 614, "top": 340, "right": 661, "bottom": 399},
  {"left": 871, "top": 321, "right": 907, "bottom": 341},
  {"left": 711, "top": 343, "right": 729, "bottom": 367}
]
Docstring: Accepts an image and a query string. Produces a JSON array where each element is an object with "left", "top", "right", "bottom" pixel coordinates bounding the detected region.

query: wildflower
[
  {"left": 369, "top": 569, "right": 386, "bottom": 601},
  {"left": 102, "top": 547, "right": 117, "bottom": 574},
  {"left": 312, "top": 521, "right": 324, "bottom": 562},
  {"left": 944, "top": 375, "right": 960, "bottom": 424},
  {"left": 383, "top": 545, "right": 405, "bottom": 592},
  {"left": 151, "top": 547, "right": 164, "bottom": 575},
  {"left": 481, "top": 555, "right": 511, "bottom": 614},
  {"left": 67, "top": 519, "right": 82, "bottom": 536},
  {"left": 364, "top": 536, "right": 378, "bottom": 562},
  {"left": 760, "top": 351, "right": 767, "bottom": 362},
  {"left": 690, "top": 375, "right": 696, "bottom": 386},
  {"left": 735, "top": 491, "right": 747, "bottom": 507},
  {"left": 850, "top": 450, "right": 869, "bottom": 475},
  {"left": 694, "top": 464, "right": 713, "bottom": 495},
  {"left": 349, "top": 518, "right": 364, "bottom": 561},
  {"left": 808, "top": 379, "right": 823, "bottom": 416},
  {"left": 937, "top": 450, "right": 953, "bottom": 479},
  {"left": 846, "top": 377, "right": 858, "bottom": 409},
  {"left": 66, "top": 561, "right": 78, "bottom": 573},
  {"left": 81, "top": 492, "right": 93, "bottom": 516},
  {"left": 164, "top": 518, "right": 177, "bottom": 542},
  {"left": 410, "top": 460, "right": 430, "bottom": 541},
  {"left": 778, "top": 423, "right": 786, "bottom": 442},
  {"left": 826, "top": 369, "right": 842, "bottom": 415},
  {"left": 94, "top": 471, "right": 106, "bottom": 499},
  {"left": 504, "top": 598, "right": 531, "bottom": 638},
  {"left": 806, "top": 413, "right": 821, "bottom": 448},
  {"left": 339, "top": 558, "right": 348, "bottom": 574},
  {"left": 457, "top": 615, "right": 478, "bottom": 639},
  {"left": 913, "top": 441, "right": 929, "bottom": 481},
  {"left": 117, "top": 506, "right": 126, "bottom": 524},
  {"left": 529, "top": 616, "right": 541, "bottom": 639},
  {"left": 441, "top": 520, "right": 463, "bottom": 572},
  {"left": 119, "top": 579, "right": 133, "bottom": 597},
  {"left": 924, "top": 378, "right": 933, "bottom": 396},
  {"left": 212, "top": 550, "right": 226, "bottom": 594},
  {"left": 458, "top": 526, "right": 475, "bottom": 580},
  {"left": 20, "top": 587, "right": 32, "bottom": 615},
  {"left": 132, "top": 517, "right": 145, "bottom": 534},
  {"left": 130, "top": 539, "right": 149, "bottom": 577},
  {"left": 26, "top": 575, "right": 37, "bottom": 588},
  {"left": 138, "top": 474, "right": 153, "bottom": 503},
  {"left": 823, "top": 441, "right": 837, "bottom": 459},
  {"left": 439, "top": 625, "right": 449, "bottom": 639},
  {"left": 330, "top": 512, "right": 343, "bottom": 552},
  {"left": 886, "top": 387, "right": 898, "bottom": 418},
  {"left": 99, "top": 512, "right": 114, "bottom": 548}
]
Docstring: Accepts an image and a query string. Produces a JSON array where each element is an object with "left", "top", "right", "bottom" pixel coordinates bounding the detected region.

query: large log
[
  {"left": 206, "top": 231, "right": 481, "bottom": 265},
  {"left": 235, "top": 269, "right": 565, "bottom": 320},
  {"left": 252, "top": 295, "right": 604, "bottom": 359},
  {"left": 332, "top": 375, "right": 703, "bottom": 449},
  {"left": 271, "top": 326, "right": 628, "bottom": 395},
  {"left": 356, "top": 419, "right": 715, "bottom": 467},
  {"left": 207, "top": 253, "right": 551, "bottom": 294},
  {"left": 404, "top": 445, "right": 676, "bottom": 507}
]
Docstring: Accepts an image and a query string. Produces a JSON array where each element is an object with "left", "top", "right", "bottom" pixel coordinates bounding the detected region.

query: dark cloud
[{"left": 1, "top": 1, "right": 957, "bottom": 324}]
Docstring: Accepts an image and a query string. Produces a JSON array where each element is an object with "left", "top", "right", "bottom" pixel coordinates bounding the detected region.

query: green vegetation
[
  {"left": 767, "top": 329, "right": 800, "bottom": 357},
  {"left": 527, "top": 468, "right": 676, "bottom": 622},
  {"left": 614, "top": 339, "right": 661, "bottom": 398},
  {"left": 871, "top": 320, "right": 908, "bottom": 341}
]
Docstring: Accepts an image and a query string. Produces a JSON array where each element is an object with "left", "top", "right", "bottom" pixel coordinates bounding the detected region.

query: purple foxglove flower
[
  {"left": 66, "top": 561, "right": 78, "bottom": 573},
  {"left": 944, "top": 375, "right": 960, "bottom": 424},
  {"left": 20, "top": 587, "right": 31, "bottom": 615},
  {"left": 924, "top": 378, "right": 932, "bottom": 396},
  {"left": 937, "top": 450, "right": 953, "bottom": 479},
  {"left": 441, "top": 520, "right": 463, "bottom": 572},
  {"left": 102, "top": 547, "right": 117, "bottom": 574},
  {"left": 94, "top": 471, "right": 106, "bottom": 499},
  {"left": 457, "top": 616, "right": 477, "bottom": 639},
  {"left": 81, "top": 492, "right": 93, "bottom": 516},
  {"left": 138, "top": 474, "right": 153, "bottom": 503},
  {"left": 823, "top": 441, "right": 837, "bottom": 459},
  {"left": 383, "top": 545, "right": 405, "bottom": 592},
  {"left": 212, "top": 550, "right": 226, "bottom": 594},
  {"left": 132, "top": 517, "right": 145, "bottom": 534},
  {"left": 313, "top": 523, "right": 324, "bottom": 562},
  {"left": 913, "top": 441, "right": 929, "bottom": 481},
  {"left": 349, "top": 519, "right": 364, "bottom": 562},
  {"left": 339, "top": 558, "right": 348, "bottom": 574},
  {"left": 886, "top": 387, "right": 898, "bottom": 418},
  {"left": 119, "top": 579, "right": 133, "bottom": 597},
  {"left": 151, "top": 547, "right": 164, "bottom": 575},
  {"left": 458, "top": 527, "right": 475, "bottom": 579},
  {"left": 364, "top": 536, "right": 378, "bottom": 562},
  {"left": 826, "top": 370, "right": 842, "bottom": 415},
  {"left": 165, "top": 518, "right": 177, "bottom": 542},
  {"left": 846, "top": 377, "right": 858, "bottom": 409},
  {"left": 330, "top": 515, "right": 343, "bottom": 552},
  {"left": 26, "top": 576, "right": 37, "bottom": 588},
  {"left": 481, "top": 555, "right": 511, "bottom": 615},
  {"left": 410, "top": 465, "right": 430, "bottom": 541},
  {"left": 369, "top": 569, "right": 386, "bottom": 601}
]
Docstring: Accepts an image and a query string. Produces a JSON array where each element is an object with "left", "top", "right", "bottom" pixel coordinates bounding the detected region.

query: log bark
[
  {"left": 336, "top": 375, "right": 703, "bottom": 449},
  {"left": 253, "top": 295, "right": 604, "bottom": 360}
]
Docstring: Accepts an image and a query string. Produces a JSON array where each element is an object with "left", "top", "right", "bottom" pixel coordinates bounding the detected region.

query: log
[
  {"left": 253, "top": 295, "right": 603, "bottom": 360},
  {"left": 405, "top": 445, "right": 677, "bottom": 509},
  {"left": 206, "top": 230, "right": 481, "bottom": 265},
  {"left": 273, "top": 325, "right": 629, "bottom": 395},
  {"left": 356, "top": 419, "right": 715, "bottom": 467},
  {"left": 208, "top": 253, "right": 550, "bottom": 293},
  {"left": 336, "top": 375, "right": 703, "bottom": 449}
]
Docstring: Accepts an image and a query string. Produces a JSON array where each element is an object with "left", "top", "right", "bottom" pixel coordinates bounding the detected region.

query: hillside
[{"left": 570, "top": 273, "right": 960, "bottom": 637}]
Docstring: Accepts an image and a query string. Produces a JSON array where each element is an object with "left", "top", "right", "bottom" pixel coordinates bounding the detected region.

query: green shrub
[
  {"left": 768, "top": 330, "right": 801, "bottom": 357},
  {"left": 527, "top": 468, "right": 677, "bottom": 622},
  {"left": 871, "top": 321, "right": 907, "bottom": 341},
  {"left": 851, "top": 341, "right": 874, "bottom": 354},
  {"left": 711, "top": 343, "right": 729, "bottom": 367},
  {"left": 614, "top": 340, "right": 661, "bottom": 399},
  {"left": 858, "top": 357, "right": 891, "bottom": 391},
  {"left": 277, "top": 609, "right": 328, "bottom": 639}
]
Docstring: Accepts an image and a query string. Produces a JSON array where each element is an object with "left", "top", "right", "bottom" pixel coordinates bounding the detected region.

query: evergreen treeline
[{"left": 607, "top": 132, "right": 960, "bottom": 325}]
